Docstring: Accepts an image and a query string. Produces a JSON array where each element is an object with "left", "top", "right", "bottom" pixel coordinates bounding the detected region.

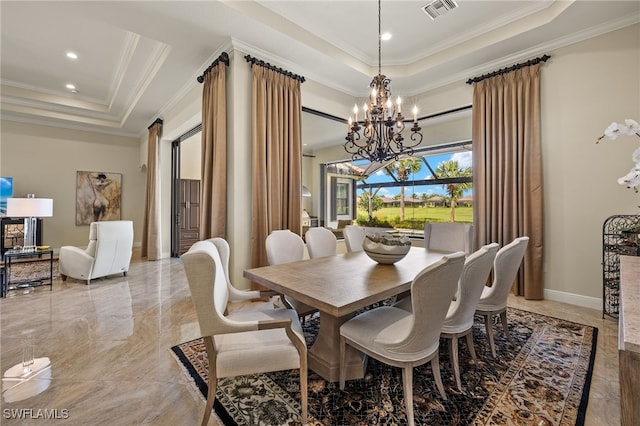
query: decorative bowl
[{"left": 362, "top": 233, "right": 411, "bottom": 264}]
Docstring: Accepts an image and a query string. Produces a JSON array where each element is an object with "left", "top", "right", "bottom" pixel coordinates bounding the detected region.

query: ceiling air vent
[{"left": 422, "top": 0, "right": 458, "bottom": 20}]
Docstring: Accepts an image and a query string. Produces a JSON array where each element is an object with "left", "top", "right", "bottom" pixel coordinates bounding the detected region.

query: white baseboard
[{"left": 543, "top": 288, "right": 602, "bottom": 310}]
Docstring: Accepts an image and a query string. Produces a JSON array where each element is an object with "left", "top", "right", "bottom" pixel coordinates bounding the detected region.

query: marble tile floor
[{"left": 0, "top": 255, "right": 620, "bottom": 425}]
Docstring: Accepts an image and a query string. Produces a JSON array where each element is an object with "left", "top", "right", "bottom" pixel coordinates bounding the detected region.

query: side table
[{"left": 2, "top": 249, "right": 53, "bottom": 297}]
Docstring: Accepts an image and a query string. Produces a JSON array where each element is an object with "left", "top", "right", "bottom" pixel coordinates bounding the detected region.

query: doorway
[{"left": 170, "top": 125, "right": 202, "bottom": 257}]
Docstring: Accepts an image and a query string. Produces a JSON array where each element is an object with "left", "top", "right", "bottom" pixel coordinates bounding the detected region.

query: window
[
  {"left": 334, "top": 141, "right": 473, "bottom": 236},
  {"left": 329, "top": 176, "right": 355, "bottom": 221}
]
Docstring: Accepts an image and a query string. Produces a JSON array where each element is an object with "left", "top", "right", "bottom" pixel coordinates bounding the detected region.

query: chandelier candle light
[{"left": 344, "top": 0, "right": 423, "bottom": 163}]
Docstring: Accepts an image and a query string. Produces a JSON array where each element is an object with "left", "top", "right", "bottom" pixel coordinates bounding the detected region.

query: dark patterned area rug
[{"left": 171, "top": 308, "right": 597, "bottom": 426}]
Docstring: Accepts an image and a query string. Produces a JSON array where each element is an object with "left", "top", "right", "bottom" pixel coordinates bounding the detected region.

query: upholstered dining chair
[
  {"left": 59, "top": 220, "right": 133, "bottom": 285},
  {"left": 441, "top": 243, "right": 499, "bottom": 389},
  {"left": 339, "top": 252, "right": 466, "bottom": 426},
  {"left": 343, "top": 225, "right": 366, "bottom": 252},
  {"left": 476, "top": 236, "right": 530, "bottom": 357},
  {"left": 396, "top": 243, "right": 499, "bottom": 390},
  {"left": 182, "top": 240, "right": 308, "bottom": 426},
  {"left": 265, "top": 230, "right": 317, "bottom": 319},
  {"left": 305, "top": 227, "right": 337, "bottom": 259},
  {"left": 424, "top": 222, "right": 474, "bottom": 254}
]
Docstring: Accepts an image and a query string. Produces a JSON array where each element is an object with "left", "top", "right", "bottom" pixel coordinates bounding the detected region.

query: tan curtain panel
[
  {"left": 251, "top": 67, "right": 303, "bottom": 268},
  {"left": 200, "top": 63, "right": 227, "bottom": 239},
  {"left": 141, "top": 120, "right": 162, "bottom": 260},
  {"left": 472, "top": 63, "right": 544, "bottom": 299}
]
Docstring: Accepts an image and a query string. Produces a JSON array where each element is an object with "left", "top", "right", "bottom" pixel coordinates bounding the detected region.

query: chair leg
[
  {"left": 465, "top": 331, "right": 477, "bottom": 361},
  {"left": 484, "top": 314, "right": 497, "bottom": 358},
  {"left": 402, "top": 366, "right": 415, "bottom": 426},
  {"left": 431, "top": 353, "right": 447, "bottom": 400},
  {"left": 202, "top": 337, "right": 218, "bottom": 426},
  {"left": 339, "top": 336, "right": 347, "bottom": 390},
  {"left": 450, "top": 336, "right": 462, "bottom": 391},
  {"left": 500, "top": 310, "right": 511, "bottom": 342}
]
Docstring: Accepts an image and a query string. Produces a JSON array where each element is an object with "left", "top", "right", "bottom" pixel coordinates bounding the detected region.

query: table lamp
[{"left": 6, "top": 194, "right": 53, "bottom": 252}]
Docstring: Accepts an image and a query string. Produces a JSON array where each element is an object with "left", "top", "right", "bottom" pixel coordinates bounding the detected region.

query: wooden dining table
[{"left": 243, "top": 246, "right": 448, "bottom": 382}]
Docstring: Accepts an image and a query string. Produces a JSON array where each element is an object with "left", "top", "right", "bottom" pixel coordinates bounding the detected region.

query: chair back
[
  {"left": 204, "top": 237, "right": 260, "bottom": 302},
  {"left": 266, "top": 230, "right": 305, "bottom": 265},
  {"left": 181, "top": 240, "right": 231, "bottom": 337},
  {"left": 479, "top": 236, "right": 529, "bottom": 310},
  {"left": 389, "top": 252, "right": 465, "bottom": 354},
  {"left": 444, "top": 243, "right": 499, "bottom": 330},
  {"left": 305, "top": 227, "right": 338, "bottom": 258},
  {"left": 90, "top": 220, "right": 133, "bottom": 278},
  {"left": 207, "top": 237, "right": 232, "bottom": 286},
  {"left": 425, "top": 222, "right": 474, "bottom": 254},
  {"left": 343, "top": 225, "right": 366, "bottom": 252}
]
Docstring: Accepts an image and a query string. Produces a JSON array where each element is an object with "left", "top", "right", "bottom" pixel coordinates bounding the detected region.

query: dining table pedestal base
[{"left": 308, "top": 311, "right": 366, "bottom": 382}]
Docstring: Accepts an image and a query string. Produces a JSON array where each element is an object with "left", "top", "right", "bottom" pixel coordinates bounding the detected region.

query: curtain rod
[
  {"left": 197, "top": 52, "right": 230, "bottom": 83},
  {"left": 147, "top": 118, "right": 163, "bottom": 130},
  {"left": 244, "top": 54, "right": 305, "bottom": 83},
  {"left": 466, "top": 54, "right": 550, "bottom": 85}
]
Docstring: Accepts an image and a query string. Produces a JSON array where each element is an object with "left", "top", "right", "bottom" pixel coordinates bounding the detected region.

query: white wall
[
  {"left": 180, "top": 133, "right": 201, "bottom": 180},
  {"left": 0, "top": 121, "right": 145, "bottom": 249},
  {"left": 541, "top": 23, "right": 640, "bottom": 307}
]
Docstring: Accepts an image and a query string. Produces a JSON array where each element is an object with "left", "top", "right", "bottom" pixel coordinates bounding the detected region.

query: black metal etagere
[{"left": 602, "top": 215, "right": 640, "bottom": 318}]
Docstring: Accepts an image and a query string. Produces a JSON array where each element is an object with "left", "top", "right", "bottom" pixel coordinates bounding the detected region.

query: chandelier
[{"left": 344, "top": 0, "right": 423, "bottom": 163}]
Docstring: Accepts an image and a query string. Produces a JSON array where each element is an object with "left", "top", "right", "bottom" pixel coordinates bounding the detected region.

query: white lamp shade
[{"left": 7, "top": 198, "right": 53, "bottom": 217}]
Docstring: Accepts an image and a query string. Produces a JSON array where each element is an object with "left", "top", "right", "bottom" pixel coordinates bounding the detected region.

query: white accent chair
[
  {"left": 305, "top": 227, "right": 337, "bottom": 258},
  {"left": 182, "top": 240, "right": 307, "bottom": 426},
  {"left": 424, "top": 222, "right": 474, "bottom": 254},
  {"left": 339, "top": 252, "right": 466, "bottom": 426},
  {"left": 476, "top": 236, "right": 530, "bottom": 357},
  {"left": 59, "top": 220, "right": 133, "bottom": 285},
  {"left": 265, "top": 230, "right": 317, "bottom": 318},
  {"left": 343, "top": 225, "right": 367, "bottom": 252},
  {"left": 396, "top": 243, "right": 499, "bottom": 390}
]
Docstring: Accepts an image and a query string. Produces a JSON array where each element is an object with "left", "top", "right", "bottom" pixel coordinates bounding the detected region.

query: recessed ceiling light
[
  {"left": 381, "top": 32, "right": 392, "bottom": 41},
  {"left": 66, "top": 84, "right": 76, "bottom": 90},
  {"left": 66, "top": 51, "right": 78, "bottom": 60}
]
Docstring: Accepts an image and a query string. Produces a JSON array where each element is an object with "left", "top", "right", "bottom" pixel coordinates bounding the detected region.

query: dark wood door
[{"left": 179, "top": 179, "right": 201, "bottom": 255}]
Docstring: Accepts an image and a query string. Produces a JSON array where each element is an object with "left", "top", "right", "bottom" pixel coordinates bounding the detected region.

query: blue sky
[{"left": 356, "top": 152, "right": 472, "bottom": 198}]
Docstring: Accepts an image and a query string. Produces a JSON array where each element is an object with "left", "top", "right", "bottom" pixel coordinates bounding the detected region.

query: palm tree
[
  {"left": 435, "top": 160, "right": 472, "bottom": 222},
  {"left": 384, "top": 158, "right": 422, "bottom": 220}
]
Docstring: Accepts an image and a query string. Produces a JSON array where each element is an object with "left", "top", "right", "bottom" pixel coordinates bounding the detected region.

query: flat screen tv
[{"left": 0, "top": 177, "right": 13, "bottom": 216}]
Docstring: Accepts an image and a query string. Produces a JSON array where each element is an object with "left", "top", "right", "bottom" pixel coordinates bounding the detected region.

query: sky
[{"left": 355, "top": 151, "right": 472, "bottom": 199}]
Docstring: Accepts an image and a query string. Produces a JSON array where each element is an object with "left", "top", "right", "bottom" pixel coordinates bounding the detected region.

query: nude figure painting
[{"left": 76, "top": 171, "right": 122, "bottom": 225}]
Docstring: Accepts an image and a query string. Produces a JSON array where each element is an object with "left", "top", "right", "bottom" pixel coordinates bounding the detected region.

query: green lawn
[{"left": 357, "top": 205, "right": 473, "bottom": 228}]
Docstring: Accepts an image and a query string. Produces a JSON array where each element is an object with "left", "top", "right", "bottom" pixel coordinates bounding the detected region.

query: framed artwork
[{"left": 76, "top": 171, "right": 122, "bottom": 225}]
